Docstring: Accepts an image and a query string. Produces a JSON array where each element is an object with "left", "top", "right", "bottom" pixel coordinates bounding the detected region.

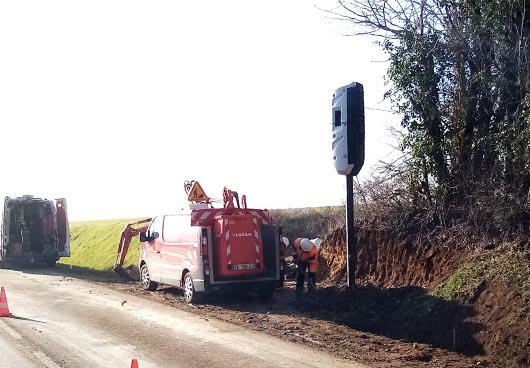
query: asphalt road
[{"left": 0, "top": 268, "right": 365, "bottom": 368}]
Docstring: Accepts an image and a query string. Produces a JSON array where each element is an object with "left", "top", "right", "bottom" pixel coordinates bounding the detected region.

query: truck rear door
[
  {"left": 55, "top": 198, "right": 70, "bottom": 257},
  {"left": 212, "top": 215, "right": 265, "bottom": 279}
]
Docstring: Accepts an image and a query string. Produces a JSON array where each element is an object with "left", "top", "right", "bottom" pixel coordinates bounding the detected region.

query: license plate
[{"left": 230, "top": 263, "right": 257, "bottom": 270}]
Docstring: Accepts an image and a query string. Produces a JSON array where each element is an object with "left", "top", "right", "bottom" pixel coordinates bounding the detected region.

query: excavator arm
[{"left": 113, "top": 218, "right": 152, "bottom": 277}]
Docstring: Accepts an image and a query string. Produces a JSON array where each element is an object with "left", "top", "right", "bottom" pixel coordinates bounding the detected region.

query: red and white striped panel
[
  {"left": 252, "top": 217, "right": 261, "bottom": 264},
  {"left": 190, "top": 208, "right": 271, "bottom": 226},
  {"left": 248, "top": 210, "right": 271, "bottom": 225},
  {"left": 190, "top": 209, "right": 225, "bottom": 226},
  {"left": 225, "top": 218, "right": 231, "bottom": 262}
]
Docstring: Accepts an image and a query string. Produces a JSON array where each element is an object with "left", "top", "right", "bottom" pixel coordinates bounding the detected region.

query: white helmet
[
  {"left": 300, "top": 238, "right": 312, "bottom": 252},
  {"left": 311, "top": 238, "right": 322, "bottom": 249}
]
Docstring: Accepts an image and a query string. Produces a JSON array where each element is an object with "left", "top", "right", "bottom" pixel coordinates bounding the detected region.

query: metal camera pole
[{"left": 346, "top": 173, "right": 356, "bottom": 287}]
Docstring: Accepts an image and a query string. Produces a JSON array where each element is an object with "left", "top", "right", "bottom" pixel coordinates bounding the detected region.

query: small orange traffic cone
[
  {"left": 130, "top": 358, "right": 139, "bottom": 368},
  {"left": 0, "top": 286, "right": 12, "bottom": 317}
]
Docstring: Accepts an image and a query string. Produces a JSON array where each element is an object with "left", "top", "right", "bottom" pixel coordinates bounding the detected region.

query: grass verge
[
  {"left": 433, "top": 248, "right": 530, "bottom": 303},
  {"left": 59, "top": 218, "right": 144, "bottom": 271}
]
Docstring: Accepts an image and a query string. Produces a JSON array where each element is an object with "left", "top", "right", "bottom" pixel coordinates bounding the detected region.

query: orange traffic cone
[
  {"left": 130, "top": 358, "right": 139, "bottom": 368},
  {"left": 0, "top": 286, "right": 12, "bottom": 317}
]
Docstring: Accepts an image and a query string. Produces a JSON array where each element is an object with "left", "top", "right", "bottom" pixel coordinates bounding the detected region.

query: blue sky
[{"left": 0, "top": 0, "right": 400, "bottom": 220}]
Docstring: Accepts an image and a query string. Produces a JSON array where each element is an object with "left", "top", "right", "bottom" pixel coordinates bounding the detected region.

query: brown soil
[
  {"left": 319, "top": 227, "right": 466, "bottom": 289},
  {"left": 107, "top": 282, "right": 485, "bottom": 368},
  {"left": 467, "top": 282, "right": 530, "bottom": 367},
  {"left": 319, "top": 227, "right": 530, "bottom": 368}
]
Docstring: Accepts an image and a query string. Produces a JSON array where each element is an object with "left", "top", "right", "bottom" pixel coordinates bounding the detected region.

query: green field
[{"left": 59, "top": 218, "right": 146, "bottom": 271}]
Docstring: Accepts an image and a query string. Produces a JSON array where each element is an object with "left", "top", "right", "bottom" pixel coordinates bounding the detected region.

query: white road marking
[
  {"left": 32, "top": 351, "right": 61, "bottom": 368},
  {"left": 0, "top": 319, "right": 23, "bottom": 340}
]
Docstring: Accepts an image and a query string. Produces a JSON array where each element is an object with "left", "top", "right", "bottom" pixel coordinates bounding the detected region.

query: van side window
[{"left": 162, "top": 215, "right": 192, "bottom": 243}]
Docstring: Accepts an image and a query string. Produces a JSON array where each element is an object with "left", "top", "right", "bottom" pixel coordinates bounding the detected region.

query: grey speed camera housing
[{"left": 331, "top": 82, "right": 365, "bottom": 176}]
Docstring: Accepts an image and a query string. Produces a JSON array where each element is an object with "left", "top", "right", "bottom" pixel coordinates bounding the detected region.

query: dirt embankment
[
  {"left": 319, "top": 227, "right": 465, "bottom": 288},
  {"left": 318, "top": 227, "right": 530, "bottom": 368}
]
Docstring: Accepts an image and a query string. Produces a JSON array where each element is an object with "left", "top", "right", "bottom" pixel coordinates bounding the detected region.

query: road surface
[{"left": 0, "top": 268, "right": 365, "bottom": 368}]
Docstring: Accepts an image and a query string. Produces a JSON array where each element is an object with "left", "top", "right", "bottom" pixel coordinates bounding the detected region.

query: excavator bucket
[
  {"left": 113, "top": 264, "right": 140, "bottom": 281},
  {"left": 113, "top": 267, "right": 126, "bottom": 278}
]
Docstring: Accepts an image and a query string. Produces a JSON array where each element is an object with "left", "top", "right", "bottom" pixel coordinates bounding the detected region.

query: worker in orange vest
[{"left": 293, "top": 238, "right": 319, "bottom": 296}]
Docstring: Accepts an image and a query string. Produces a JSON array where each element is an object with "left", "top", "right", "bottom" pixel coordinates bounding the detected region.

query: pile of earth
[{"left": 316, "top": 226, "right": 530, "bottom": 368}]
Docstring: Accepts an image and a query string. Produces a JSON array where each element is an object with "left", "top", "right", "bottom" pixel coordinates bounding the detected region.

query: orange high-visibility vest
[{"left": 293, "top": 238, "right": 319, "bottom": 273}]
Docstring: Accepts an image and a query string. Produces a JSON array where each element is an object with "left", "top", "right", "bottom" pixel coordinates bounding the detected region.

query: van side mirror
[{"left": 140, "top": 231, "right": 159, "bottom": 242}]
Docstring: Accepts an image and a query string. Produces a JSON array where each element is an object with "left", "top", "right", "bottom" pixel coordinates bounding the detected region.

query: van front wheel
[
  {"left": 140, "top": 263, "right": 158, "bottom": 291},
  {"left": 183, "top": 272, "right": 199, "bottom": 303}
]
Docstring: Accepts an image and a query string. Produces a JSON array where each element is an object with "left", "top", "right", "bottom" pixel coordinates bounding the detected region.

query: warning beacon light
[{"left": 331, "top": 82, "right": 365, "bottom": 176}]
